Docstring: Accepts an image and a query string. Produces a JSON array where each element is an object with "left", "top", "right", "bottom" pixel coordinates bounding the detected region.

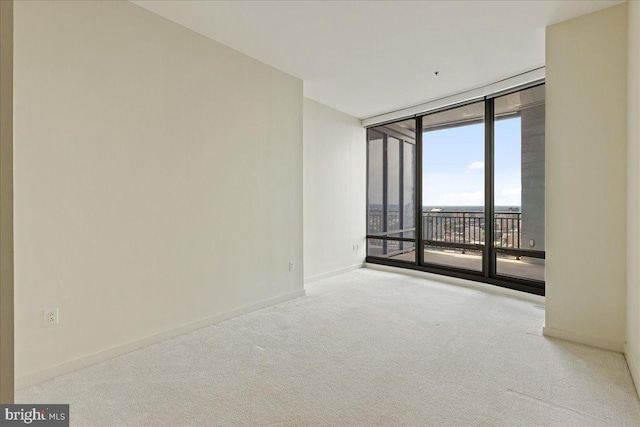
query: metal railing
[
  {"left": 423, "top": 211, "right": 484, "bottom": 246},
  {"left": 368, "top": 209, "right": 521, "bottom": 249},
  {"left": 368, "top": 210, "right": 414, "bottom": 236}
]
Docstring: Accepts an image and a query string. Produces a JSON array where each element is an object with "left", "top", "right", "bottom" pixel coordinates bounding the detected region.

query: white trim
[
  {"left": 15, "top": 289, "right": 305, "bottom": 389},
  {"left": 304, "top": 263, "right": 364, "bottom": 284},
  {"left": 364, "top": 263, "right": 545, "bottom": 304},
  {"left": 542, "top": 325, "right": 623, "bottom": 353},
  {"left": 624, "top": 343, "right": 640, "bottom": 398},
  {"left": 362, "top": 67, "right": 545, "bottom": 127}
]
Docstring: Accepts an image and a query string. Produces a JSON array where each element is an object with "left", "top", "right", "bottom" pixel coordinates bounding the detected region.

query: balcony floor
[{"left": 379, "top": 249, "right": 544, "bottom": 282}]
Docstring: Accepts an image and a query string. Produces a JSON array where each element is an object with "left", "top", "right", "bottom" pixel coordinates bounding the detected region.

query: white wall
[
  {"left": 303, "top": 98, "right": 365, "bottom": 282},
  {"left": 14, "top": 1, "right": 303, "bottom": 386},
  {"left": 544, "top": 4, "right": 628, "bottom": 351},
  {"left": 626, "top": 0, "right": 640, "bottom": 391}
]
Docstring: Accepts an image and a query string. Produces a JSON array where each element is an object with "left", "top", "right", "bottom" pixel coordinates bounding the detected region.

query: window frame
[{"left": 365, "top": 83, "right": 546, "bottom": 296}]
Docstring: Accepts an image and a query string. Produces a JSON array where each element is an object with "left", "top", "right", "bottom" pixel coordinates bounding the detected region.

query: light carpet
[{"left": 17, "top": 268, "right": 640, "bottom": 426}]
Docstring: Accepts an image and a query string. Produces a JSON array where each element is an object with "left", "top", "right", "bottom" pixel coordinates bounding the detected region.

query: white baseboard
[
  {"left": 304, "top": 263, "right": 364, "bottom": 284},
  {"left": 364, "top": 263, "right": 545, "bottom": 304},
  {"left": 15, "top": 289, "right": 305, "bottom": 389},
  {"left": 624, "top": 343, "right": 640, "bottom": 398},
  {"left": 542, "top": 325, "right": 623, "bottom": 352}
]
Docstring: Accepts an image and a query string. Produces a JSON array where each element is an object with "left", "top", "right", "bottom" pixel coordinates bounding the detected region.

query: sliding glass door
[{"left": 366, "top": 84, "right": 545, "bottom": 295}]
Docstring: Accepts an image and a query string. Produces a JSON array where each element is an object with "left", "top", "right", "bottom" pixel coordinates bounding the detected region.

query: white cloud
[
  {"left": 442, "top": 190, "right": 484, "bottom": 205},
  {"left": 496, "top": 187, "right": 521, "bottom": 206},
  {"left": 501, "top": 187, "right": 521, "bottom": 197},
  {"left": 465, "top": 161, "right": 484, "bottom": 174}
]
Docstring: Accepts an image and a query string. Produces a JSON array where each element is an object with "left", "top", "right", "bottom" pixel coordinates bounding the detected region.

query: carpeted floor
[{"left": 17, "top": 268, "right": 640, "bottom": 426}]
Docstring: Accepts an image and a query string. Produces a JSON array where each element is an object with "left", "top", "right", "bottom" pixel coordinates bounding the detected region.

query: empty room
[{"left": 1, "top": 0, "right": 640, "bottom": 425}]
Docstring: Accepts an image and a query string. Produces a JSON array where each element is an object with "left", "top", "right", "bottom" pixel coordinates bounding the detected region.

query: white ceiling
[{"left": 131, "top": 0, "right": 624, "bottom": 120}]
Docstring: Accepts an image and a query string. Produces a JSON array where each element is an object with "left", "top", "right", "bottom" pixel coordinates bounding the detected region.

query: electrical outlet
[
  {"left": 289, "top": 261, "right": 295, "bottom": 271},
  {"left": 44, "top": 308, "right": 59, "bottom": 327}
]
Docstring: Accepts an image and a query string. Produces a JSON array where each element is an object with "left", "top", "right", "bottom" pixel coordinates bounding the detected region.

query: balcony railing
[{"left": 367, "top": 209, "right": 522, "bottom": 248}]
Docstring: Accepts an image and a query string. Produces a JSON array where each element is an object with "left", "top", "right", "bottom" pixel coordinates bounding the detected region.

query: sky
[
  {"left": 422, "top": 117, "right": 521, "bottom": 207},
  {"left": 368, "top": 116, "right": 522, "bottom": 207}
]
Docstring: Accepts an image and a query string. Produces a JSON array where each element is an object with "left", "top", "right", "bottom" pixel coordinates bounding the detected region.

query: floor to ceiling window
[
  {"left": 493, "top": 85, "right": 545, "bottom": 283},
  {"left": 421, "top": 100, "right": 485, "bottom": 272},
  {"left": 366, "top": 84, "right": 545, "bottom": 295},
  {"left": 367, "top": 119, "right": 416, "bottom": 261}
]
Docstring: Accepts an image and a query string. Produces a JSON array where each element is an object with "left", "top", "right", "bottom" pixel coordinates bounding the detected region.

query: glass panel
[
  {"left": 367, "top": 119, "right": 417, "bottom": 260},
  {"left": 496, "top": 254, "right": 545, "bottom": 282},
  {"left": 367, "top": 129, "right": 383, "bottom": 235},
  {"left": 403, "top": 142, "right": 415, "bottom": 231},
  {"left": 387, "top": 137, "right": 400, "bottom": 232},
  {"left": 494, "top": 85, "right": 545, "bottom": 251},
  {"left": 421, "top": 100, "right": 485, "bottom": 272},
  {"left": 367, "top": 239, "right": 415, "bottom": 262},
  {"left": 423, "top": 245, "right": 483, "bottom": 271},
  {"left": 494, "top": 84, "right": 545, "bottom": 281}
]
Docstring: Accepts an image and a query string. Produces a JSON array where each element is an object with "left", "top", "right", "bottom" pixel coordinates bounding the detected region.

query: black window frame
[{"left": 365, "top": 83, "right": 546, "bottom": 296}]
